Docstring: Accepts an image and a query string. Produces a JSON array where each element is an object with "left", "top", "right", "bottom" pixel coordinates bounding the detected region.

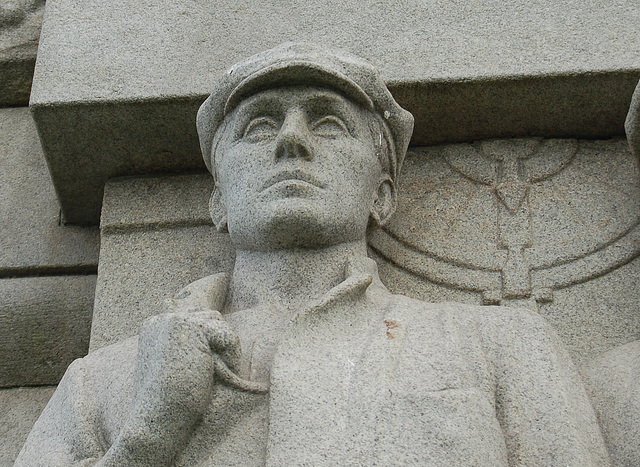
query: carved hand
[{"left": 97, "top": 308, "right": 241, "bottom": 466}]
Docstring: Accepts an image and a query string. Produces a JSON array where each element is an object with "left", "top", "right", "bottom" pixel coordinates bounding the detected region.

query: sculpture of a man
[{"left": 17, "top": 43, "right": 609, "bottom": 466}]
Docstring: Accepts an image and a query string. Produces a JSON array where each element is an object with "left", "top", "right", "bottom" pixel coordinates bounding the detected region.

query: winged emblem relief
[{"left": 369, "top": 137, "right": 640, "bottom": 309}]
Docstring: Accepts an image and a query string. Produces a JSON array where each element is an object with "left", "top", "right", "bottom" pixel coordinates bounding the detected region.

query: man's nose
[{"left": 275, "top": 109, "right": 313, "bottom": 161}]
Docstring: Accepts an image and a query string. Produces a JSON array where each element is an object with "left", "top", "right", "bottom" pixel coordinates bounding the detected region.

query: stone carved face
[{"left": 212, "top": 86, "right": 395, "bottom": 251}]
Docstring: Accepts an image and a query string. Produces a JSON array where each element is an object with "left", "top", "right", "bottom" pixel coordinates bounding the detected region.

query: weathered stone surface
[
  {"left": 0, "top": 0, "right": 45, "bottom": 107},
  {"left": 583, "top": 341, "right": 640, "bottom": 467},
  {"left": 0, "top": 107, "right": 99, "bottom": 274},
  {"left": 31, "top": 0, "right": 640, "bottom": 224},
  {"left": 0, "top": 385, "right": 55, "bottom": 466},
  {"left": 100, "top": 172, "right": 213, "bottom": 232},
  {"left": 21, "top": 263, "right": 609, "bottom": 466},
  {"left": 626, "top": 80, "right": 640, "bottom": 158},
  {"left": 0, "top": 275, "right": 96, "bottom": 387}
]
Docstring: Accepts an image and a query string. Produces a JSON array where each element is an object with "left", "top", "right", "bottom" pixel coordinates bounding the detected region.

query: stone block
[
  {"left": 0, "top": 385, "right": 55, "bottom": 466},
  {"left": 91, "top": 174, "right": 232, "bottom": 350},
  {"left": 100, "top": 172, "right": 213, "bottom": 231},
  {"left": 0, "top": 107, "right": 99, "bottom": 275},
  {"left": 30, "top": 0, "right": 640, "bottom": 224},
  {"left": 0, "top": 0, "right": 45, "bottom": 107},
  {"left": 0, "top": 275, "right": 96, "bottom": 387}
]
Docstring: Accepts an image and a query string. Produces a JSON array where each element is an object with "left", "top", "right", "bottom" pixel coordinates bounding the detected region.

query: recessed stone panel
[
  {"left": 371, "top": 137, "right": 640, "bottom": 364},
  {"left": 0, "top": 275, "right": 96, "bottom": 387},
  {"left": 0, "top": 107, "right": 99, "bottom": 274}
]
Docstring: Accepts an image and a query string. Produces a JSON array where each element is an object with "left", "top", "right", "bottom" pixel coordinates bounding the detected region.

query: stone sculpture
[
  {"left": 16, "top": 43, "right": 609, "bottom": 466},
  {"left": 626, "top": 80, "right": 640, "bottom": 158},
  {"left": 584, "top": 341, "right": 640, "bottom": 467},
  {"left": 580, "top": 80, "right": 640, "bottom": 467},
  {"left": 0, "top": 0, "right": 45, "bottom": 29}
]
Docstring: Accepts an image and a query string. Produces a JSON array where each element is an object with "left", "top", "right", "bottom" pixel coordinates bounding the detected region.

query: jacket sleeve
[
  {"left": 477, "top": 306, "right": 611, "bottom": 466},
  {"left": 14, "top": 358, "right": 106, "bottom": 466}
]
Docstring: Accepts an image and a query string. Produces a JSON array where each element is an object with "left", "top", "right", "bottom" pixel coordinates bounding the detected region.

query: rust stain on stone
[{"left": 384, "top": 319, "right": 400, "bottom": 338}]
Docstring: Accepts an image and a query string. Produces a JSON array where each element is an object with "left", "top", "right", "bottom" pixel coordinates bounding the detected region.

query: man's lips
[{"left": 261, "top": 170, "right": 326, "bottom": 191}]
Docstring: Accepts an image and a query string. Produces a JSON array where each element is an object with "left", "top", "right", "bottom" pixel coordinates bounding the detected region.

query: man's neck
[{"left": 225, "top": 240, "right": 368, "bottom": 315}]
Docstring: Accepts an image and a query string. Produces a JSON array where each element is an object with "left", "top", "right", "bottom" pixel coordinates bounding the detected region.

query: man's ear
[
  {"left": 209, "top": 188, "right": 229, "bottom": 233},
  {"left": 369, "top": 176, "right": 397, "bottom": 231}
]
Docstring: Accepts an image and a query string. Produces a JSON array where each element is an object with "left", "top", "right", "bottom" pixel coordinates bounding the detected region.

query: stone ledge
[
  {"left": 30, "top": 0, "right": 640, "bottom": 224},
  {"left": 100, "top": 172, "right": 213, "bottom": 233},
  {"left": 32, "top": 70, "right": 640, "bottom": 226}
]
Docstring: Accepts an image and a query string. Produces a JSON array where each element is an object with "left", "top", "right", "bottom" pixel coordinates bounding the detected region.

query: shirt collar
[{"left": 170, "top": 255, "right": 388, "bottom": 314}]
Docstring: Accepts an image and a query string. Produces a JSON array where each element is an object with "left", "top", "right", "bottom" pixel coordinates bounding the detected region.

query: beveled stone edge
[{"left": 30, "top": 68, "right": 640, "bottom": 225}]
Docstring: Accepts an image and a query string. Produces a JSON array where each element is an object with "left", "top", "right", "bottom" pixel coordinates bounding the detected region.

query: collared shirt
[{"left": 16, "top": 257, "right": 609, "bottom": 466}]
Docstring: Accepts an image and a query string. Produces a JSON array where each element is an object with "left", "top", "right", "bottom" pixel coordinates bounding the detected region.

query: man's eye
[
  {"left": 243, "top": 117, "right": 279, "bottom": 142},
  {"left": 311, "top": 116, "right": 349, "bottom": 138}
]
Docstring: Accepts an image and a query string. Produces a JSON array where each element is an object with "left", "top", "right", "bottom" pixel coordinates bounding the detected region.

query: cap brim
[{"left": 224, "top": 61, "right": 374, "bottom": 116}]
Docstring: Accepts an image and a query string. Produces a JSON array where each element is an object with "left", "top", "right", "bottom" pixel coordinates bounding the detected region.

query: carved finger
[{"left": 212, "top": 354, "right": 268, "bottom": 394}]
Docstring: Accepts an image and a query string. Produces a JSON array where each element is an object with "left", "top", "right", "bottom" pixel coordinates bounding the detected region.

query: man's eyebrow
[
  {"left": 233, "top": 94, "right": 283, "bottom": 118},
  {"left": 303, "top": 94, "right": 361, "bottom": 130},
  {"left": 303, "top": 92, "right": 354, "bottom": 111}
]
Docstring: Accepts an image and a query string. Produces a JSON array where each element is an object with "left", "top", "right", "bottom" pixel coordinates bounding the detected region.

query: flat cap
[{"left": 197, "top": 42, "right": 414, "bottom": 180}]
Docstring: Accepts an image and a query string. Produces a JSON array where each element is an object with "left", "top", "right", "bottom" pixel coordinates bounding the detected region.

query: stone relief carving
[
  {"left": 0, "top": 0, "right": 44, "bottom": 45},
  {"left": 371, "top": 136, "right": 640, "bottom": 308},
  {"left": 0, "top": 0, "right": 44, "bottom": 30},
  {"left": 16, "top": 43, "right": 609, "bottom": 466},
  {"left": 0, "top": 0, "right": 46, "bottom": 106},
  {"left": 579, "top": 79, "right": 640, "bottom": 467}
]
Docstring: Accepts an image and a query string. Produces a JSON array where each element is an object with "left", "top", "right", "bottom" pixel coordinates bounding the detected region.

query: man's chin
[
  {"left": 229, "top": 205, "right": 356, "bottom": 250},
  {"left": 263, "top": 208, "right": 332, "bottom": 249}
]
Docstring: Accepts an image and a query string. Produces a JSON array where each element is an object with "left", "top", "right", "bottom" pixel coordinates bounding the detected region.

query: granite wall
[{"left": 0, "top": 2, "right": 99, "bottom": 463}]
